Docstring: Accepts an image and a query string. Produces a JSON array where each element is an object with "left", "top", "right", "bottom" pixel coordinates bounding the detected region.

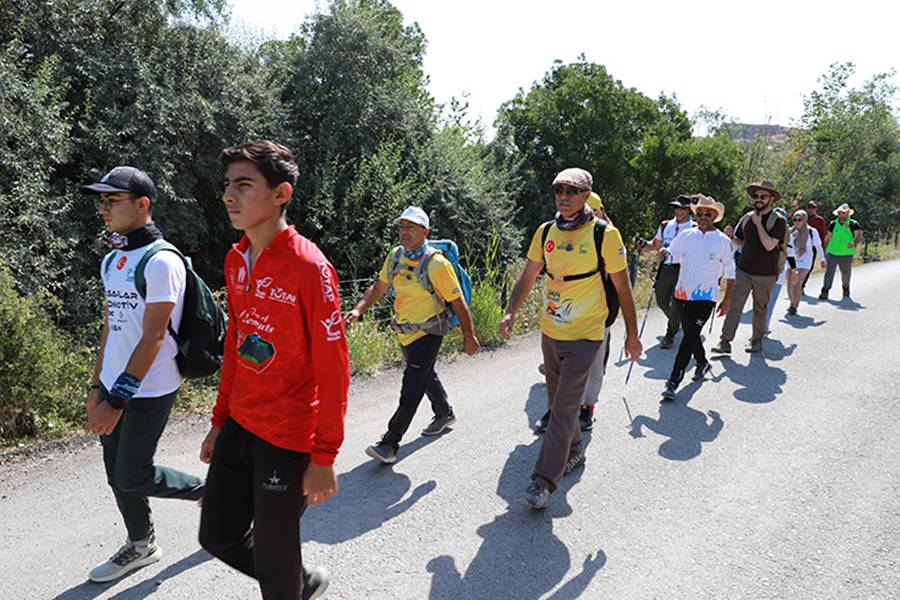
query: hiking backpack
[
  {"left": 104, "top": 241, "right": 228, "bottom": 378},
  {"left": 539, "top": 218, "right": 620, "bottom": 328},
  {"left": 387, "top": 239, "right": 473, "bottom": 336}
]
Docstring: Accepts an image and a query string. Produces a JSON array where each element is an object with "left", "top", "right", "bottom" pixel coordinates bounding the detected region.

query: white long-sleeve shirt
[
  {"left": 667, "top": 228, "right": 736, "bottom": 303},
  {"left": 787, "top": 226, "right": 824, "bottom": 270}
]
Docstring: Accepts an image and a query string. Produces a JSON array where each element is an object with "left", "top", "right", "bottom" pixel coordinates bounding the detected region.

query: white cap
[{"left": 393, "top": 206, "right": 430, "bottom": 229}]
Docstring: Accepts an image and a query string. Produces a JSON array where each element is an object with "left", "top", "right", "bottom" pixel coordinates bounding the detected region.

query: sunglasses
[
  {"left": 793, "top": 217, "right": 805, "bottom": 222},
  {"left": 695, "top": 211, "right": 716, "bottom": 218},
  {"left": 752, "top": 193, "right": 771, "bottom": 200},
  {"left": 553, "top": 185, "right": 585, "bottom": 197}
]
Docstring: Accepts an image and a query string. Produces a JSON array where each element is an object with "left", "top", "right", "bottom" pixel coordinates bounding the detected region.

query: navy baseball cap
[
  {"left": 82, "top": 166, "right": 158, "bottom": 202},
  {"left": 669, "top": 194, "right": 692, "bottom": 208}
]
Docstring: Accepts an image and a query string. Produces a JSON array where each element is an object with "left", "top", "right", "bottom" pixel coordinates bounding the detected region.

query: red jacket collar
[{"left": 234, "top": 225, "right": 298, "bottom": 254}]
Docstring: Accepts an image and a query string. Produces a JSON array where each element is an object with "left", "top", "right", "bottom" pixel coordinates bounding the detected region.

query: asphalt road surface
[{"left": 2, "top": 260, "right": 898, "bottom": 600}]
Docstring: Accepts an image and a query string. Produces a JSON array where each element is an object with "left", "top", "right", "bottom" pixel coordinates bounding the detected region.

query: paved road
[{"left": 2, "top": 260, "right": 899, "bottom": 600}]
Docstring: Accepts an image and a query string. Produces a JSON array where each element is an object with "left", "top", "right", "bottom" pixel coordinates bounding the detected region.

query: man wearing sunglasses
[
  {"left": 658, "top": 195, "right": 735, "bottom": 400},
  {"left": 500, "top": 167, "right": 641, "bottom": 509},
  {"left": 712, "top": 180, "right": 788, "bottom": 354}
]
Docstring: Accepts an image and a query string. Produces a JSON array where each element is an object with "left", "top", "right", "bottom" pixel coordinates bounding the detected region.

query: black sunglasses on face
[
  {"left": 752, "top": 193, "right": 770, "bottom": 200},
  {"left": 695, "top": 211, "right": 716, "bottom": 218},
  {"left": 553, "top": 185, "right": 585, "bottom": 197}
]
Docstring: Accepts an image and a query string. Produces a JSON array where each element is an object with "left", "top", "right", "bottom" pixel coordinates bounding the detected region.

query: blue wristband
[{"left": 109, "top": 372, "right": 142, "bottom": 407}]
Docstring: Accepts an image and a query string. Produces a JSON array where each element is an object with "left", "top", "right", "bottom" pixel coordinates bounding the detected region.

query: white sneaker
[{"left": 88, "top": 535, "right": 162, "bottom": 583}]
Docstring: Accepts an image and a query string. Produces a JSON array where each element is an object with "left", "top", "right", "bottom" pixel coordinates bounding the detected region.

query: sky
[{"left": 226, "top": 0, "right": 898, "bottom": 134}]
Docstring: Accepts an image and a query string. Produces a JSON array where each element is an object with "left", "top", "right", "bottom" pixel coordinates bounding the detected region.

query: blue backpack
[{"left": 387, "top": 239, "right": 473, "bottom": 335}]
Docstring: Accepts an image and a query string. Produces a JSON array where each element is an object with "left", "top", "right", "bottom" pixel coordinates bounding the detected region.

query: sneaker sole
[
  {"left": 421, "top": 416, "right": 457, "bottom": 436},
  {"left": 88, "top": 547, "right": 162, "bottom": 583},
  {"left": 364, "top": 446, "right": 396, "bottom": 464}
]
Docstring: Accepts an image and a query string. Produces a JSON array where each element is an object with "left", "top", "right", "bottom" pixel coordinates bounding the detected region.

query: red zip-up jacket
[{"left": 212, "top": 226, "right": 349, "bottom": 466}]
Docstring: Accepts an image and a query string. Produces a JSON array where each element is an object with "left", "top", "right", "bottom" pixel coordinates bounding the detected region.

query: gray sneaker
[
  {"left": 365, "top": 443, "right": 397, "bottom": 464},
  {"left": 564, "top": 453, "right": 586, "bottom": 475},
  {"left": 422, "top": 413, "right": 456, "bottom": 436},
  {"left": 521, "top": 479, "right": 551, "bottom": 509},
  {"left": 745, "top": 339, "right": 763, "bottom": 353},
  {"left": 302, "top": 566, "right": 330, "bottom": 600},
  {"left": 711, "top": 340, "right": 731, "bottom": 354},
  {"left": 88, "top": 536, "right": 162, "bottom": 583}
]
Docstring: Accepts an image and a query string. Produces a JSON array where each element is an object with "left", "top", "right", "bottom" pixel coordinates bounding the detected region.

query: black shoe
[
  {"left": 661, "top": 380, "right": 677, "bottom": 402},
  {"left": 533, "top": 411, "right": 550, "bottom": 434},
  {"left": 578, "top": 405, "right": 594, "bottom": 431},
  {"left": 302, "top": 566, "right": 330, "bottom": 600},
  {"left": 818, "top": 288, "right": 829, "bottom": 300},
  {"left": 842, "top": 287, "right": 851, "bottom": 299},
  {"left": 692, "top": 361, "right": 712, "bottom": 382},
  {"left": 660, "top": 334, "right": 675, "bottom": 349},
  {"left": 422, "top": 413, "right": 456, "bottom": 436},
  {"left": 564, "top": 452, "right": 586, "bottom": 475},
  {"left": 711, "top": 340, "right": 731, "bottom": 354},
  {"left": 745, "top": 339, "right": 763, "bottom": 353},
  {"left": 365, "top": 442, "right": 396, "bottom": 464},
  {"left": 786, "top": 306, "right": 797, "bottom": 316}
]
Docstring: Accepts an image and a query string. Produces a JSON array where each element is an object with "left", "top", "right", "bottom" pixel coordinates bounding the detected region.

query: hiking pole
[
  {"left": 624, "top": 256, "right": 665, "bottom": 386},
  {"left": 619, "top": 242, "right": 646, "bottom": 362}
]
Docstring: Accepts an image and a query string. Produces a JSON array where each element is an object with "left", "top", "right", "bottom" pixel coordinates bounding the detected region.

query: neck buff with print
[
  {"left": 555, "top": 205, "right": 594, "bottom": 231},
  {"left": 402, "top": 240, "right": 429, "bottom": 260},
  {"left": 792, "top": 224, "right": 809, "bottom": 256},
  {"left": 107, "top": 222, "right": 164, "bottom": 250}
]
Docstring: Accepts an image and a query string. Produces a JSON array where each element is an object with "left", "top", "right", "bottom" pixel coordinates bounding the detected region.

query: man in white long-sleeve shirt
[{"left": 659, "top": 195, "right": 736, "bottom": 401}]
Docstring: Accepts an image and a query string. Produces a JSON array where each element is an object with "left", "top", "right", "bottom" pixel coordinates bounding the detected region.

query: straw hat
[
  {"left": 832, "top": 202, "right": 854, "bottom": 217},
  {"left": 690, "top": 194, "right": 725, "bottom": 223}
]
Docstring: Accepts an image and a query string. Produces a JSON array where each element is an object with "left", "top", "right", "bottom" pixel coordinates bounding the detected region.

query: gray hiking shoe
[
  {"left": 88, "top": 535, "right": 162, "bottom": 583},
  {"left": 745, "top": 339, "right": 763, "bottom": 353},
  {"left": 422, "top": 413, "right": 456, "bottom": 436},
  {"left": 564, "top": 453, "right": 586, "bottom": 475},
  {"left": 710, "top": 340, "right": 731, "bottom": 354},
  {"left": 521, "top": 479, "right": 551, "bottom": 510},
  {"left": 365, "top": 442, "right": 397, "bottom": 464},
  {"left": 692, "top": 360, "right": 712, "bottom": 382},
  {"left": 302, "top": 566, "right": 330, "bottom": 600}
]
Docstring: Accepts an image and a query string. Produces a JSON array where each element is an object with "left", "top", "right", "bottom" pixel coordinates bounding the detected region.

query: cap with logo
[
  {"left": 393, "top": 206, "right": 430, "bottom": 229},
  {"left": 82, "top": 166, "right": 158, "bottom": 202}
]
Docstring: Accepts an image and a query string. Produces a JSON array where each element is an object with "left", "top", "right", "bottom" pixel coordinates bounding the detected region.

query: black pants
[
  {"left": 801, "top": 247, "right": 817, "bottom": 289},
  {"left": 670, "top": 300, "right": 715, "bottom": 385},
  {"left": 655, "top": 264, "right": 681, "bottom": 337},
  {"left": 99, "top": 386, "right": 203, "bottom": 542},
  {"left": 199, "top": 419, "right": 312, "bottom": 600},
  {"left": 382, "top": 334, "right": 451, "bottom": 449}
]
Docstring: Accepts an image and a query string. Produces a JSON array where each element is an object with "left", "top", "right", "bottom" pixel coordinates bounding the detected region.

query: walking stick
[
  {"left": 624, "top": 256, "right": 665, "bottom": 385},
  {"left": 619, "top": 244, "right": 646, "bottom": 362}
]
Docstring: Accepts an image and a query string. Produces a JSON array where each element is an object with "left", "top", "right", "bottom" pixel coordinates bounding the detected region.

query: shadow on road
[
  {"left": 777, "top": 314, "right": 827, "bottom": 331},
  {"left": 628, "top": 381, "right": 724, "bottom": 461},
  {"left": 52, "top": 549, "right": 212, "bottom": 600},
  {"left": 302, "top": 435, "right": 439, "bottom": 545},
  {"left": 712, "top": 354, "right": 787, "bottom": 404},
  {"left": 833, "top": 297, "right": 865, "bottom": 311}
]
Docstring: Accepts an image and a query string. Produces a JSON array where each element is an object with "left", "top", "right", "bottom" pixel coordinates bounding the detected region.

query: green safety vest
[{"left": 826, "top": 219, "right": 858, "bottom": 256}]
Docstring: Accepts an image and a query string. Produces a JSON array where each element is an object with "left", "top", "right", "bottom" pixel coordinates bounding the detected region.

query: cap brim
[{"left": 81, "top": 183, "right": 129, "bottom": 194}]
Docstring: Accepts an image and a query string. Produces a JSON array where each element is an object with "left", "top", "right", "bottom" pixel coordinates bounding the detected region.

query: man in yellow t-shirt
[
  {"left": 500, "top": 167, "right": 642, "bottom": 509},
  {"left": 345, "top": 206, "right": 479, "bottom": 464}
]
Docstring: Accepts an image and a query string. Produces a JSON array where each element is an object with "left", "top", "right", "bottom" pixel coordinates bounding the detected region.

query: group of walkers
[{"left": 80, "top": 141, "right": 863, "bottom": 598}]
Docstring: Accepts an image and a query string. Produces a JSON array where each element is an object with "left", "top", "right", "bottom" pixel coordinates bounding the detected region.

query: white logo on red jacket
[
  {"left": 254, "top": 276, "right": 298, "bottom": 306},
  {"left": 320, "top": 309, "right": 344, "bottom": 342},
  {"left": 317, "top": 261, "right": 336, "bottom": 303}
]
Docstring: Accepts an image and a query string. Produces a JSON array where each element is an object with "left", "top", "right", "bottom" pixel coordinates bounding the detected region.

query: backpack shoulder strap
[
  {"left": 103, "top": 252, "right": 118, "bottom": 277},
  {"left": 539, "top": 221, "right": 554, "bottom": 266},
  {"left": 415, "top": 246, "right": 441, "bottom": 294},
  {"left": 134, "top": 241, "right": 182, "bottom": 300},
  {"left": 593, "top": 218, "right": 608, "bottom": 278}
]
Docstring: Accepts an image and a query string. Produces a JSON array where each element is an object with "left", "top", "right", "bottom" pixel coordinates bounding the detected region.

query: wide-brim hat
[
  {"left": 690, "top": 194, "right": 725, "bottom": 223},
  {"left": 746, "top": 180, "right": 781, "bottom": 201},
  {"left": 833, "top": 202, "right": 854, "bottom": 217}
]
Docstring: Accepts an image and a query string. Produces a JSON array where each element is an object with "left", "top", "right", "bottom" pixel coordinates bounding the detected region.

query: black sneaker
[
  {"left": 533, "top": 411, "right": 550, "bottom": 434},
  {"left": 422, "top": 413, "right": 456, "bottom": 436},
  {"left": 660, "top": 380, "right": 677, "bottom": 402},
  {"left": 302, "top": 566, "right": 330, "bottom": 600},
  {"left": 365, "top": 442, "right": 396, "bottom": 464},
  {"left": 842, "top": 287, "right": 851, "bottom": 299},
  {"left": 660, "top": 334, "right": 675, "bottom": 349},
  {"left": 818, "top": 288, "right": 829, "bottom": 300},
  {"left": 745, "top": 339, "right": 763, "bottom": 353},
  {"left": 711, "top": 340, "right": 731, "bottom": 354},
  {"left": 564, "top": 453, "right": 586, "bottom": 475},
  {"left": 521, "top": 479, "right": 551, "bottom": 509},
  {"left": 578, "top": 405, "right": 594, "bottom": 431},
  {"left": 692, "top": 361, "right": 712, "bottom": 382},
  {"left": 786, "top": 306, "right": 797, "bottom": 316}
]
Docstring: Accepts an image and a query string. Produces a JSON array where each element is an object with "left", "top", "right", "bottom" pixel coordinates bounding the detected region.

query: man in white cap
[
  {"left": 500, "top": 167, "right": 641, "bottom": 510},
  {"left": 819, "top": 203, "right": 863, "bottom": 300},
  {"left": 345, "top": 206, "right": 479, "bottom": 464},
  {"left": 659, "top": 195, "right": 735, "bottom": 400}
]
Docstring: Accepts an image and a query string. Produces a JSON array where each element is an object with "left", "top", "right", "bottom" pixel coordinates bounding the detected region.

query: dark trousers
[
  {"left": 99, "top": 387, "right": 203, "bottom": 542},
  {"left": 381, "top": 334, "right": 452, "bottom": 449},
  {"left": 823, "top": 252, "right": 853, "bottom": 291},
  {"left": 670, "top": 300, "right": 715, "bottom": 385},
  {"left": 199, "top": 419, "right": 313, "bottom": 600},
  {"left": 801, "top": 247, "right": 817, "bottom": 290},
  {"left": 655, "top": 264, "right": 681, "bottom": 337}
]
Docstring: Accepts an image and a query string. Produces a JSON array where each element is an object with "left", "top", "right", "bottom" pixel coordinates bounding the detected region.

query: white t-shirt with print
[
  {"left": 654, "top": 218, "right": 695, "bottom": 265},
  {"left": 667, "top": 228, "right": 736, "bottom": 303},
  {"left": 100, "top": 242, "right": 186, "bottom": 397}
]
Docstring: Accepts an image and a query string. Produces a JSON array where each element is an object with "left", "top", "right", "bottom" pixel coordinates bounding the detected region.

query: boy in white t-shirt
[{"left": 82, "top": 166, "right": 204, "bottom": 583}]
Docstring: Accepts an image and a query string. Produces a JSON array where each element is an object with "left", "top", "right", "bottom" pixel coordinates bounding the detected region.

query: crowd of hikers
[{"left": 80, "top": 140, "right": 864, "bottom": 598}]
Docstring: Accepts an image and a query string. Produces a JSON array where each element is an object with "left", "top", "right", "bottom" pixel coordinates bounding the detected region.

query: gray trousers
[
  {"left": 822, "top": 253, "right": 853, "bottom": 290},
  {"left": 580, "top": 328, "right": 611, "bottom": 407},
  {"left": 535, "top": 335, "right": 601, "bottom": 491},
  {"left": 655, "top": 265, "right": 681, "bottom": 337},
  {"left": 719, "top": 268, "right": 777, "bottom": 344}
]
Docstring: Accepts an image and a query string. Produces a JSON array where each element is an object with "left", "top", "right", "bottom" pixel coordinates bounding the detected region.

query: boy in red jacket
[{"left": 198, "top": 140, "right": 350, "bottom": 600}]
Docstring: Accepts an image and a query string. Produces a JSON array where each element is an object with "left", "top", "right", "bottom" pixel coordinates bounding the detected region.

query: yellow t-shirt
[
  {"left": 526, "top": 220, "right": 627, "bottom": 341},
  {"left": 378, "top": 248, "right": 463, "bottom": 346}
]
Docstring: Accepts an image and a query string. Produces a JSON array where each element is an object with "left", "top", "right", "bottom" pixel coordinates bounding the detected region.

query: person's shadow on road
[
  {"left": 712, "top": 354, "right": 787, "bottom": 403},
  {"left": 303, "top": 436, "right": 439, "bottom": 545},
  {"left": 52, "top": 549, "right": 213, "bottom": 600},
  {"left": 427, "top": 382, "right": 607, "bottom": 599},
  {"left": 779, "top": 314, "right": 826, "bottom": 331},
  {"left": 834, "top": 297, "right": 865, "bottom": 311},
  {"left": 628, "top": 383, "right": 724, "bottom": 461}
]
